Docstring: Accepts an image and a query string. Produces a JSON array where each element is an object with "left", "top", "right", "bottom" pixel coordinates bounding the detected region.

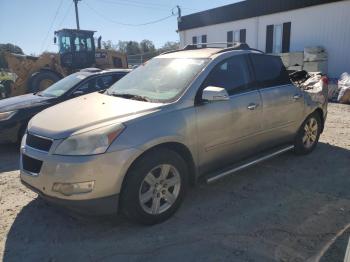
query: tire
[
  {"left": 294, "top": 112, "right": 321, "bottom": 155},
  {"left": 120, "top": 148, "right": 189, "bottom": 225},
  {"left": 29, "top": 71, "right": 61, "bottom": 93}
]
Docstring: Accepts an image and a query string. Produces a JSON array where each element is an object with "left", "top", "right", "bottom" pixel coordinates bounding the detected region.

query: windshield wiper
[{"left": 108, "top": 92, "right": 151, "bottom": 102}]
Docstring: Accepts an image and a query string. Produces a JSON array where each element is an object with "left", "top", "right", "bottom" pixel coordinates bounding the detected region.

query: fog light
[{"left": 52, "top": 181, "right": 95, "bottom": 196}]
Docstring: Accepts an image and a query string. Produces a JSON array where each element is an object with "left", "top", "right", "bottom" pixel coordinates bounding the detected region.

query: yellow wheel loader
[{"left": 3, "top": 29, "right": 128, "bottom": 98}]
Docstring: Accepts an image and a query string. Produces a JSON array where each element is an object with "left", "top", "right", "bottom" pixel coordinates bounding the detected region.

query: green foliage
[
  {"left": 102, "top": 39, "right": 179, "bottom": 55},
  {"left": 0, "top": 71, "right": 12, "bottom": 81},
  {"left": 101, "top": 39, "right": 180, "bottom": 65}
]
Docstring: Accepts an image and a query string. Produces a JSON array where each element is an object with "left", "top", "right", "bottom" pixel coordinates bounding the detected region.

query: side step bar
[{"left": 206, "top": 145, "right": 295, "bottom": 184}]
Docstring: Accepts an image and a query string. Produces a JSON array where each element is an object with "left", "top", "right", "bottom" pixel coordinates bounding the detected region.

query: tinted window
[
  {"left": 96, "top": 75, "right": 123, "bottom": 90},
  {"left": 59, "top": 36, "right": 71, "bottom": 53},
  {"left": 77, "top": 78, "right": 96, "bottom": 93},
  {"left": 203, "top": 55, "right": 253, "bottom": 95},
  {"left": 250, "top": 54, "right": 290, "bottom": 88},
  {"left": 40, "top": 73, "right": 87, "bottom": 97}
]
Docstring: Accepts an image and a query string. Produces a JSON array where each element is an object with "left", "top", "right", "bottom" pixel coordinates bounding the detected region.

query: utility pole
[
  {"left": 73, "top": 0, "right": 81, "bottom": 30},
  {"left": 176, "top": 5, "right": 182, "bottom": 22}
]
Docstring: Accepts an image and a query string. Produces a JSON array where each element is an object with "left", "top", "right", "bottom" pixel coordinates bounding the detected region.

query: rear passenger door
[
  {"left": 196, "top": 54, "right": 263, "bottom": 173},
  {"left": 249, "top": 54, "right": 304, "bottom": 145}
]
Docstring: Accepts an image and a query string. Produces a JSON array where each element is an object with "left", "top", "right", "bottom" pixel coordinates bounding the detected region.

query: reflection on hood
[{"left": 0, "top": 94, "right": 52, "bottom": 112}]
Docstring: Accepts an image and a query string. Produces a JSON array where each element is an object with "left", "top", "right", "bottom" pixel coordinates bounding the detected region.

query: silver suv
[{"left": 20, "top": 44, "right": 328, "bottom": 225}]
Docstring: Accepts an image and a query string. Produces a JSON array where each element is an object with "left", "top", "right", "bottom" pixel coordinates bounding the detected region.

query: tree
[
  {"left": 116, "top": 40, "right": 128, "bottom": 53},
  {"left": 159, "top": 41, "right": 180, "bottom": 53},
  {"left": 102, "top": 40, "right": 114, "bottom": 50},
  {"left": 0, "top": 43, "right": 24, "bottom": 69},
  {"left": 140, "top": 40, "right": 156, "bottom": 54},
  {"left": 125, "top": 41, "right": 141, "bottom": 55}
]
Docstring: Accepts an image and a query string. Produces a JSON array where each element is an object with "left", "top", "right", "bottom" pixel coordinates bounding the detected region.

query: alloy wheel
[
  {"left": 302, "top": 117, "right": 318, "bottom": 149},
  {"left": 138, "top": 164, "right": 181, "bottom": 215}
]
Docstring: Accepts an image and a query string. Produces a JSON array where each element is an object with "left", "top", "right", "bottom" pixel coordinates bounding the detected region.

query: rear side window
[
  {"left": 203, "top": 55, "right": 254, "bottom": 96},
  {"left": 250, "top": 54, "right": 290, "bottom": 88}
]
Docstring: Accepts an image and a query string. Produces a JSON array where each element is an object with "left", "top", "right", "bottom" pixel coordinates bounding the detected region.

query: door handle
[
  {"left": 247, "top": 103, "right": 258, "bottom": 110},
  {"left": 292, "top": 94, "right": 302, "bottom": 100}
]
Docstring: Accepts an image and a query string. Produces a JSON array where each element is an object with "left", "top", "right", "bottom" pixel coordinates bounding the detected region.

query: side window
[
  {"left": 96, "top": 75, "right": 120, "bottom": 90},
  {"left": 250, "top": 54, "right": 290, "bottom": 88},
  {"left": 76, "top": 78, "right": 97, "bottom": 93},
  {"left": 60, "top": 36, "right": 71, "bottom": 52},
  {"left": 203, "top": 55, "right": 253, "bottom": 95}
]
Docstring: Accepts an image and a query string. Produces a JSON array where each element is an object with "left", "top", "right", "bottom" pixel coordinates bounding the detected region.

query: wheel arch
[
  {"left": 121, "top": 142, "right": 197, "bottom": 194},
  {"left": 313, "top": 107, "right": 325, "bottom": 133}
]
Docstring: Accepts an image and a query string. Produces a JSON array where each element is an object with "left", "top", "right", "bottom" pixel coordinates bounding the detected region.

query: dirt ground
[{"left": 0, "top": 103, "right": 350, "bottom": 262}]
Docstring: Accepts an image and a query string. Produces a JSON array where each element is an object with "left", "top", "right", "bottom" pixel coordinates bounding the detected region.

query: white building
[{"left": 178, "top": 0, "right": 350, "bottom": 78}]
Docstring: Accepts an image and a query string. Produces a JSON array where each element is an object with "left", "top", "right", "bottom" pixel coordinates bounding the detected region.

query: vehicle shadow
[
  {"left": 0, "top": 143, "right": 19, "bottom": 173},
  {"left": 3, "top": 142, "right": 350, "bottom": 261}
]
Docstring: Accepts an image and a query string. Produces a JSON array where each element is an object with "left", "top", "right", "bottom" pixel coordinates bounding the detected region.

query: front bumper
[
  {"left": 20, "top": 134, "right": 142, "bottom": 214},
  {"left": 21, "top": 179, "right": 119, "bottom": 215}
]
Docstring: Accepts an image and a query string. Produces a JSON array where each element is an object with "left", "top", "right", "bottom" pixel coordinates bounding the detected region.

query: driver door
[{"left": 195, "top": 54, "right": 263, "bottom": 174}]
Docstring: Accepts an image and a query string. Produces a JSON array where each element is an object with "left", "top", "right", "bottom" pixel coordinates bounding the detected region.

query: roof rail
[
  {"left": 161, "top": 42, "right": 264, "bottom": 55},
  {"left": 79, "top": 68, "right": 102, "bottom": 73}
]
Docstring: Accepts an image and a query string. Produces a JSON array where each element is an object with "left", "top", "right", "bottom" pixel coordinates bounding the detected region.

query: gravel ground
[{"left": 0, "top": 103, "right": 350, "bottom": 262}]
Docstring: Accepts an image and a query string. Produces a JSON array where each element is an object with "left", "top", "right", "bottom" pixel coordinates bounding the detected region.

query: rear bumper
[{"left": 21, "top": 179, "right": 119, "bottom": 215}]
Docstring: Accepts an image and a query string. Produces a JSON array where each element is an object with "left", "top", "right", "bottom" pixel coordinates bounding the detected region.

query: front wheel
[
  {"left": 294, "top": 112, "right": 321, "bottom": 155},
  {"left": 120, "top": 148, "right": 188, "bottom": 225}
]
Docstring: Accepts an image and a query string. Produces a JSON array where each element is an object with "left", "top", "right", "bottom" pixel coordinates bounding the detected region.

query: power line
[
  {"left": 57, "top": 1, "right": 74, "bottom": 28},
  {"left": 98, "top": 0, "right": 170, "bottom": 11},
  {"left": 40, "top": 0, "right": 64, "bottom": 53},
  {"left": 84, "top": 1, "right": 175, "bottom": 26}
]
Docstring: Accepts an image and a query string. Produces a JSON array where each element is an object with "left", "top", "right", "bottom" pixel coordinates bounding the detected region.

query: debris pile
[
  {"left": 337, "top": 72, "right": 350, "bottom": 104},
  {"left": 276, "top": 46, "right": 328, "bottom": 74}
]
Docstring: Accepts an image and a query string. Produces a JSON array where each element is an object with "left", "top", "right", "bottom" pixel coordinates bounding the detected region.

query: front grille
[
  {"left": 22, "top": 154, "right": 43, "bottom": 174},
  {"left": 26, "top": 133, "right": 53, "bottom": 152}
]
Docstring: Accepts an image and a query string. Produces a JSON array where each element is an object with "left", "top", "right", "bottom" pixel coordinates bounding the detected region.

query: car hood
[
  {"left": 0, "top": 93, "right": 53, "bottom": 112},
  {"left": 28, "top": 92, "right": 163, "bottom": 139}
]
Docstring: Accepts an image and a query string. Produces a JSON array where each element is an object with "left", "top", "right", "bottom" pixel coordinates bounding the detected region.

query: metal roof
[{"left": 178, "top": 0, "right": 345, "bottom": 31}]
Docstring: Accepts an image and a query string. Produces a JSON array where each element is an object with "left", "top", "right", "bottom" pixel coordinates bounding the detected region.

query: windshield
[
  {"left": 39, "top": 73, "right": 87, "bottom": 97},
  {"left": 107, "top": 58, "right": 209, "bottom": 102}
]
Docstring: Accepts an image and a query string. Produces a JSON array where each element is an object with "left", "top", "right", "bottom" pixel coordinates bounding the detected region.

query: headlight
[
  {"left": 0, "top": 110, "right": 16, "bottom": 121},
  {"left": 54, "top": 123, "right": 125, "bottom": 156}
]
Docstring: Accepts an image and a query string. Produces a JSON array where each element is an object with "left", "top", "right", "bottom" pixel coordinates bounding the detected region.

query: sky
[{"left": 0, "top": 0, "right": 240, "bottom": 55}]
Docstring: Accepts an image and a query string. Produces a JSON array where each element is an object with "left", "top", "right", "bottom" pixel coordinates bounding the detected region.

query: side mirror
[
  {"left": 72, "top": 90, "right": 84, "bottom": 97},
  {"left": 54, "top": 36, "right": 57, "bottom": 44},
  {"left": 202, "top": 86, "right": 229, "bottom": 102}
]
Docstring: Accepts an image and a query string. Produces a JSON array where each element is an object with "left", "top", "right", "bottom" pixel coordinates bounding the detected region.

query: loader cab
[{"left": 54, "top": 29, "right": 96, "bottom": 69}]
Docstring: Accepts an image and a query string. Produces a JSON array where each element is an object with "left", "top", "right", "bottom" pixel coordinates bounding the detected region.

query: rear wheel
[
  {"left": 120, "top": 148, "right": 188, "bottom": 225},
  {"left": 294, "top": 112, "right": 321, "bottom": 155},
  {"left": 29, "top": 71, "right": 60, "bottom": 93}
]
